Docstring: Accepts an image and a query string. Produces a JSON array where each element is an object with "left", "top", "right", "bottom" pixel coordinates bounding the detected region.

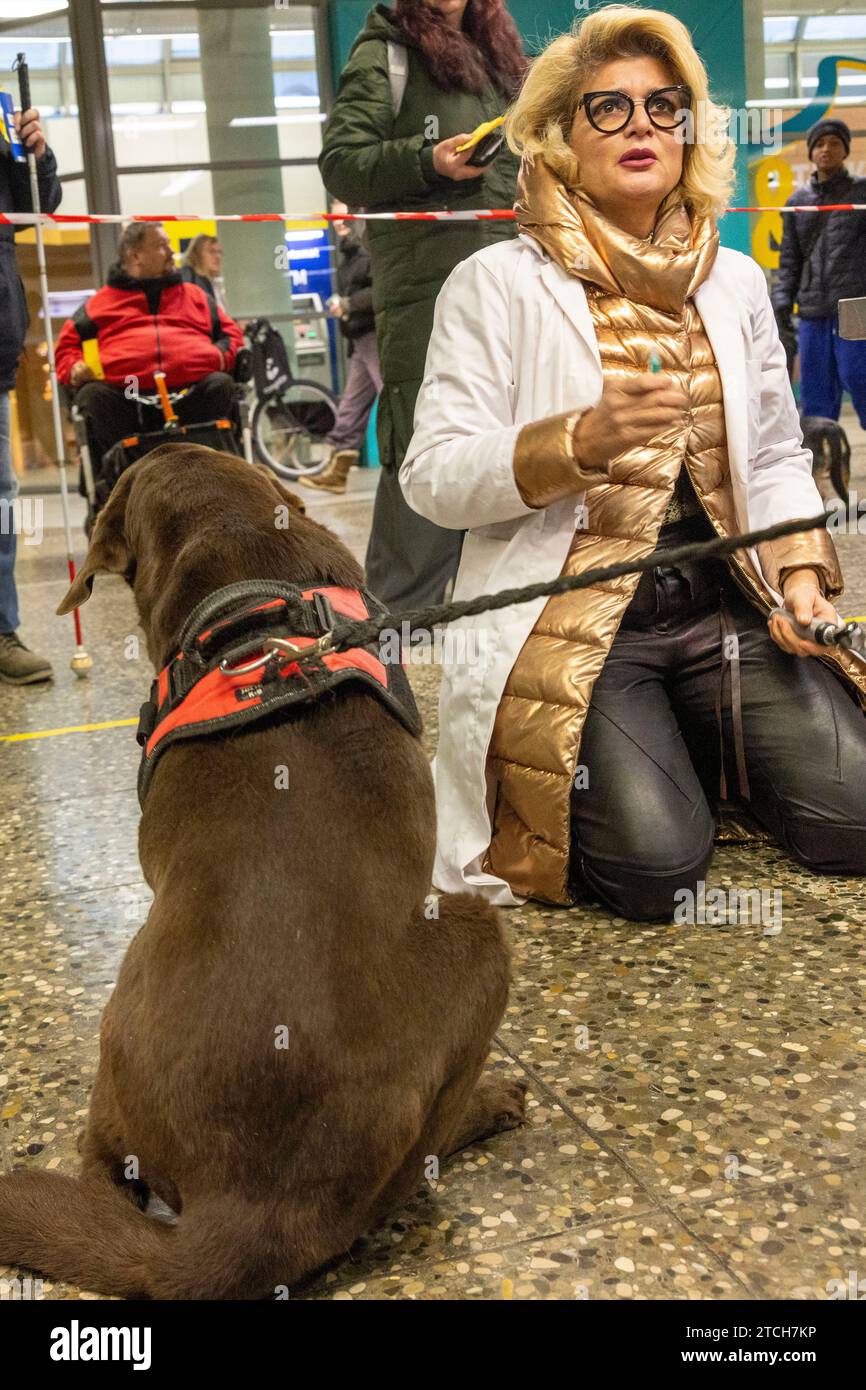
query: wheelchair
[
  {"left": 245, "top": 317, "right": 338, "bottom": 481},
  {"left": 72, "top": 364, "right": 254, "bottom": 538}
]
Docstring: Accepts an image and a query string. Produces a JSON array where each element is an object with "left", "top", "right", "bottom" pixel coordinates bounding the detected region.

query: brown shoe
[
  {"left": 298, "top": 449, "right": 359, "bottom": 495},
  {"left": 0, "top": 632, "right": 54, "bottom": 685}
]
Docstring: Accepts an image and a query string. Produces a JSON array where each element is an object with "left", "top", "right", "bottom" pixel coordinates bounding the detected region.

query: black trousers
[
  {"left": 568, "top": 556, "right": 866, "bottom": 921},
  {"left": 75, "top": 373, "right": 236, "bottom": 462},
  {"left": 366, "top": 463, "right": 464, "bottom": 609}
]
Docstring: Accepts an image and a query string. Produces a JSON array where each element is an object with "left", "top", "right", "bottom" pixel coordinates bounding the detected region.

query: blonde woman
[
  {"left": 402, "top": 5, "right": 866, "bottom": 919},
  {"left": 181, "top": 233, "right": 226, "bottom": 309}
]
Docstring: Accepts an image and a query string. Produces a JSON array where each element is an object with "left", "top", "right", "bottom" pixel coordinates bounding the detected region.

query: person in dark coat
[
  {"left": 0, "top": 104, "right": 60, "bottom": 685},
  {"left": 301, "top": 201, "right": 380, "bottom": 494},
  {"left": 772, "top": 119, "right": 866, "bottom": 423},
  {"left": 319, "top": 0, "right": 526, "bottom": 608}
]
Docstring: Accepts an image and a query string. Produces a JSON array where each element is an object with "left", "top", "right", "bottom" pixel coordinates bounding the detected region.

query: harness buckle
[{"left": 136, "top": 693, "right": 159, "bottom": 748}]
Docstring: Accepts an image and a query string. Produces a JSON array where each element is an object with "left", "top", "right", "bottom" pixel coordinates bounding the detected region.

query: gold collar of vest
[{"left": 514, "top": 156, "right": 719, "bottom": 315}]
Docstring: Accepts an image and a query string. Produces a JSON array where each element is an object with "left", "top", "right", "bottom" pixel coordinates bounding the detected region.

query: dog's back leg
[
  {"left": 367, "top": 890, "right": 520, "bottom": 1224},
  {"left": 443, "top": 1073, "right": 528, "bottom": 1156},
  {"left": 73, "top": 1061, "right": 155, "bottom": 1212}
]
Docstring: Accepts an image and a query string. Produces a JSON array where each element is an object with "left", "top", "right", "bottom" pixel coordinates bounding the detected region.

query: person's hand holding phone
[{"left": 432, "top": 133, "right": 484, "bottom": 181}]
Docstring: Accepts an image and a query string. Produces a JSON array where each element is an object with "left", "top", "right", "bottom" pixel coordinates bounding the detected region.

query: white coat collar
[{"left": 520, "top": 236, "right": 603, "bottom": 375}]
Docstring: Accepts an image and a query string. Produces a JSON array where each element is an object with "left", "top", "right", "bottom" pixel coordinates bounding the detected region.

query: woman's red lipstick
[{"left": 619, "top": 147, "right": 657, "bottom": 167}]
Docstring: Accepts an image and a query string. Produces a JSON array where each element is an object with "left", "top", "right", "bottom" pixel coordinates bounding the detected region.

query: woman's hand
[
  {"left": 768, "top": 568, "right": 837, "bottom": 657},
  {"left": 432, "top": 134, "right": 483, "bottom": 181},
  {"left": 572, "top": 372, "right": 687, "bottom": 473}
]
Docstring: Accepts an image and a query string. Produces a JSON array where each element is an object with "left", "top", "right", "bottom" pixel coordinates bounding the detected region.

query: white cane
[{"left": 14, "top": 52, "right": 91, "bottom": 677}]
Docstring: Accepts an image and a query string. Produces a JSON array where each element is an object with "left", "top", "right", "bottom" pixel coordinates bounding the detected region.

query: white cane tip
[{"left": 71, "top": 651, "right": 93, "bottom": 677}]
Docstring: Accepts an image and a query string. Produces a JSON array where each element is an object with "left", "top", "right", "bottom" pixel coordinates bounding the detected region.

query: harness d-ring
[{"left": 218, "top": 649, "right": 276, "bottom": 677}]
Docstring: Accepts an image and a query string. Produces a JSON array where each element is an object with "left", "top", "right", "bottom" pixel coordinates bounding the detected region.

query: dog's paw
[{"left": 486, "top": 1078, "right": 529, "bottom": 1133}]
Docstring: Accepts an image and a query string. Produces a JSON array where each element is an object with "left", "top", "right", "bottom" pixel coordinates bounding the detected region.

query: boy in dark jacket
[
  {"left": 0, "top": 103, "right": 60, "bottom": 685},
  {"left": 301, "top": 201, "right": 381, "bottom": 494},
  {"left": 772, "top": 119, "right": 866, "bottom": 423},
  {"left": 57, "top": 222, "right": 244, "bottom": 463}
]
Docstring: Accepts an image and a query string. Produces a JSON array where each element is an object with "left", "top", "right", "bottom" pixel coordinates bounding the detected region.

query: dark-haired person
[
  {"left": 773, "top": 119, "right": 866, "bottom": 427},
  {"left": 55, "top": 223, "right": 243, "bottom": 465},
  {"left": 301, "top": 201, "right": 381, "bottom": 494},
  {"left": 320, "top": 0, "right": 526, "bottom": 608}
]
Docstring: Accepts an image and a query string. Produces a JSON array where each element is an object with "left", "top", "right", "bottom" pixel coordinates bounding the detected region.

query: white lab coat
[{"left": 400, "top": 234, "right": 822, "bottom": 906}]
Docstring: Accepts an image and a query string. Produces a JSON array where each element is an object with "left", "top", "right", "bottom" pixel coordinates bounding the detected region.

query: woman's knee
[
  {"left": 784, "top": 818, "right": 866, "bottom": 877},
  {"left": 576, "top": 836, "right": 715, "bottom": 922}
]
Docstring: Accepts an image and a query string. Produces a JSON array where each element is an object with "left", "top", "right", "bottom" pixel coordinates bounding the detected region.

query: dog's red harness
[{"left": 135, "top": 581, "right": 420, "bottom": 805}]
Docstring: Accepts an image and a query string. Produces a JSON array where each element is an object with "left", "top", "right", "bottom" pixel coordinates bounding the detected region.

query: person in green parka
[{"left": 319, "top": 0, "right": 526, "bottom": 608}]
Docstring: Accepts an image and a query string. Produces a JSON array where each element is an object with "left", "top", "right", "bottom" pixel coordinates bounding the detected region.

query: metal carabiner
[
  {"left": 217, "top": 632, "right": 336, "bottom": 677},
  {"left": 264, "top": 633, "right": 337, "bottom": 663}
]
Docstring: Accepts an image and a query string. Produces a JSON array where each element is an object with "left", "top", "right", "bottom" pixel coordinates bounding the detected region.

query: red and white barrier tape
[{"left": 2, "top": 204, "right": 866, "bottom": 227}]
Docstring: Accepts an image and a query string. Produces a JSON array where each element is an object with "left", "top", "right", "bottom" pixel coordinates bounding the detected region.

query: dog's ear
[
  {"left": 252, "top": 463, "right": 307, "bottom": 517},
  {"left": 57, "top": 471, "right": 134, "bottom": 614}
]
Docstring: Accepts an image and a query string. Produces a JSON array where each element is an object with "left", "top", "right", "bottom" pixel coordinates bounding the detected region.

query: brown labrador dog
[{"left": 0, "top": 445, "right": 523, "bottom": 1299}]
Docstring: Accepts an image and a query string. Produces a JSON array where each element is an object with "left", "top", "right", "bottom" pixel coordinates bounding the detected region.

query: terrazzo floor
[{"left": 2, "top": 431, "right": 865, "bottom": 1302}]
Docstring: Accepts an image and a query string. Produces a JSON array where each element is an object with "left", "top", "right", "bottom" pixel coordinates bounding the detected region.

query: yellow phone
[
  {"left": 455, "top": 115, "right": 506, "bottom": 167},
  {"left": 455, "top": 115, "right": 504, "bottom": 154}
]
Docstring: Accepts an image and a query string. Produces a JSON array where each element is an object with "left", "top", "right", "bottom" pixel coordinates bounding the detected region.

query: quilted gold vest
[{"left": 483, "top": 159, "right": 859, "bottom": 906}]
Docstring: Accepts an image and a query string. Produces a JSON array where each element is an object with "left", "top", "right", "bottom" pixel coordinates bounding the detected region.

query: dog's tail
[
  {"left": 800, "top": 415, "right": 851, "bottom": 502},
  {"left": 0, "top": 1168, "right": 323, "bottom": 1299}
]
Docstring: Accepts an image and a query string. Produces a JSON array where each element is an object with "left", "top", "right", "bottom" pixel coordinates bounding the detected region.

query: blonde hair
[
  {"left": 183, "top": 233, "right": 219, "bottom": 275},
  {"left": 505, "top": 4, "right": 736, "bottom": 220}
]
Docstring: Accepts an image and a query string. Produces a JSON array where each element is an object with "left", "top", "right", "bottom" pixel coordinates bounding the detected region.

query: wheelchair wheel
[{"left": 252, "top": 380, "right": 337, "bottom": 480}]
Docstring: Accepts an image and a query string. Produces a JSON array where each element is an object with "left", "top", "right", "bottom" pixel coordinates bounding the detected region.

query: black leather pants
[{"left": 568, "top": 554, "right": 866, "bottom": 921}]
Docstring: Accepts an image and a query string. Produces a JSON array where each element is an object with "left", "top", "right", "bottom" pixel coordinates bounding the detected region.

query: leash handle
[{"left": 769, "top": 606, "right": 853, "bottom": 647}]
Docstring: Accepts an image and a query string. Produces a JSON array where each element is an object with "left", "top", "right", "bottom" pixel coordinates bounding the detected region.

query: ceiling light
[
  {"left": 230, "top": 113, "right": 325, "bottom": 127},
  {"left": 159, "top": 171, "right": 204, "bottom": 199},
  {"left": 0, "top": 2, "right": 68, "bottom": 17}
]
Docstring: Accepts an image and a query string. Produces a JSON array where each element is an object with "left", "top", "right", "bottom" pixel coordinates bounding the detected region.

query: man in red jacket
[{"left": 56, "top": 222, "right": 244, "bottom": 461}]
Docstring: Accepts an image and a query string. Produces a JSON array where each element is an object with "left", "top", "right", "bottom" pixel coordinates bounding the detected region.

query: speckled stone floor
[{"left": 2, "top": 431, "right": 865, "bottom": 1302}]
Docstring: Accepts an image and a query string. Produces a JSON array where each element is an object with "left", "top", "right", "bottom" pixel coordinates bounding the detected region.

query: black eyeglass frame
[{"left": 575, "top": 85, "right": 693, "bottom": 134}]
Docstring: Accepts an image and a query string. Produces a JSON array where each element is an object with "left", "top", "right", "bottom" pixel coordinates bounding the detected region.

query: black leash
[{"left": 311, "top": 509, "right": 832, "bottom": 658}]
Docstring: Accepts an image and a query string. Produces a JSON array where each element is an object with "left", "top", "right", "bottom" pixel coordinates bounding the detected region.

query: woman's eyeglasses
[{"left": 576, "top": 86, "right": 692, "bottom": 134}]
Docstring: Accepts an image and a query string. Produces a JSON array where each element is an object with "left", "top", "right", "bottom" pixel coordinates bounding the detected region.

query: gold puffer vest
[{"left": 482, "top": 157, "right": 861, "bottom": 907}]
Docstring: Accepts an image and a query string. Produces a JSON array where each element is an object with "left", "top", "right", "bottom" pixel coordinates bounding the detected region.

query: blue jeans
[
  {"left": 798, "top": 314, "right": 866, "bottom": 424},
  {"left": 0, "top": 390, "right": 19, "bottom": 634}
]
